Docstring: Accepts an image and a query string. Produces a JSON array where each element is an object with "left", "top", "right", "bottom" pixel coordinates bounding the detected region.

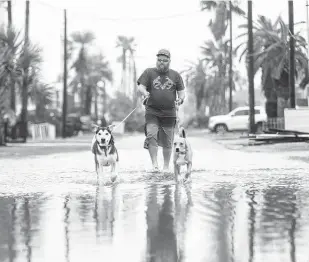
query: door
[{"left": 228, "top": 109, "right": 249, "bottom": 130}]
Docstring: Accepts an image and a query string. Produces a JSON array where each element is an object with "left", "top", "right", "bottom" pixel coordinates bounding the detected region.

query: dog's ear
[
  {"left": 92, "top": 124, "right": 100, "bottom": 133},
  {"left": 182, "top": 129, "right": 186, "bottom": 138},
  {"left": 91, "top": 135, "right": 97, "bottom": 154},
  {"left": 179, "top": 127, "right": 186, "bottom": 138},
  {"left": 107, "top": 124, "right": 115, "bottom": 133}
]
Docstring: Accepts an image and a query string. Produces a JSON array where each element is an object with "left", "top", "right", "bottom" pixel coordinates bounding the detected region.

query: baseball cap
[{"left": 156, "top": 49, "right": 171, "bottom": 58}]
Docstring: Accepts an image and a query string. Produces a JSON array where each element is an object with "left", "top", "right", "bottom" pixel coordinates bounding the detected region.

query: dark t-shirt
[{"left": 137, "top": 67, "right": 185, "bottom": 117}]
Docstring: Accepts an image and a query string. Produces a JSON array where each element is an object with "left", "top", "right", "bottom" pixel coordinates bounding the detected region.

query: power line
[{"left": 34, "top": 0, "right": 202, "bottom": 22}]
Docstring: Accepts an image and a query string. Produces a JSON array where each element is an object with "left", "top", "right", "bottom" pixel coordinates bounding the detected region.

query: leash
[
  {"left": 92, "top": 96, "right": 148, "bottom": 131},
  {"left": 112, "top": 96, "right": 149, "bottom": 130},
  {"left": 175, "top": 101, "right": 181, "bottom": 131}
]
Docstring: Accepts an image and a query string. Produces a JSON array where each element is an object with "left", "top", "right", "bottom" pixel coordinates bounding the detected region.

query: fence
[
  {"left": 29, "top": 123, "right": 56, "bottom": 141},
  {"left": 261, "top": 117, "right": 285, "bottom": 131}
]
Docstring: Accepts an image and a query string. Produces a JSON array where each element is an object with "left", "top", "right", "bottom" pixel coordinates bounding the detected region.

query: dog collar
[{"left": 178, "top": 151, "right": 186, "bottom": 155}]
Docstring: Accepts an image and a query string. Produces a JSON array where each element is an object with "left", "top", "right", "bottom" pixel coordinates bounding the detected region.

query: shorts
[{"left": 144, "top": 113, "right": 176, "bottom": 149}]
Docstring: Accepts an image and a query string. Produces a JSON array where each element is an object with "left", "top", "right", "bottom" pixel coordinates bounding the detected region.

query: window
[
  {"left": 234, "top": 110, "right": 249, "bottom": 116},
  {"left": 254, "top": 109, "right": 260, "bottom": 114}
]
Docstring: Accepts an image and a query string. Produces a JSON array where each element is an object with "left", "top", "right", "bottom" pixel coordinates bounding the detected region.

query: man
[{"left": 137, "top": 49, "right": 186, "bottom": 172}]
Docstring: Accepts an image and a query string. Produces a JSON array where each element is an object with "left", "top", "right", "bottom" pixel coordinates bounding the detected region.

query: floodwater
[{"left": 1, "top": 134, "right": 309, "bottom": 262}]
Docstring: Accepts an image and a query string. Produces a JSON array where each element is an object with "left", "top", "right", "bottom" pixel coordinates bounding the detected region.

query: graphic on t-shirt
[{"left": 152, "top": 76, "right": 174, "bottom": 90}]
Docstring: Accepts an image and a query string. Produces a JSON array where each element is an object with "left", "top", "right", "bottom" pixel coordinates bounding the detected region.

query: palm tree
[
  {"left": 200, "top": 1, "right": 245, "bottom": 113},
  {"left": 70, "top": 31, "right": 95, "bottom": 114},
  {"left": 181, "top": 60, "right": 208, "bottom": 114},
  {"left": 116, "top": 36, "right": 136, "bottom": 101},
  {"left": 200, "top": 1, "right": 245, "bottom": 41},
  {"left": 236, "top": 15, "right": 308, "bottom": 119},
  {"left": 28, "top": 80, "right": 54, "bottom": 121},
  {"left": 0, "top": 27, "right": 22, "bottom": 112},
  {"left": 200, "top": 40, "right": 229, "bottom": 113},
  {"left": 86, "top": 53, "right": 113, "bottom": 118},
  {"left": 0, "top": 46, "right": 11, "bottom": 145}
]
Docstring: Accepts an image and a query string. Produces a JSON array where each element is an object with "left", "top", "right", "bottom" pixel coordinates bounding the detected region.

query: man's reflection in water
[{"left": 145, "top": 183, "right": 193, "bottom": 262}]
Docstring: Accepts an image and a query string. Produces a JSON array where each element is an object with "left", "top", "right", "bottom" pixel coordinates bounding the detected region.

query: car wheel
[{"left": 214, "top": 124, "right": 228, "bottom": 134}]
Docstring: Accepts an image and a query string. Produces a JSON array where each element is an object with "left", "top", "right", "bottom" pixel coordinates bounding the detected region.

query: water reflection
[{"left": 0, "top": 180, "right": 307, "bottom": 262}]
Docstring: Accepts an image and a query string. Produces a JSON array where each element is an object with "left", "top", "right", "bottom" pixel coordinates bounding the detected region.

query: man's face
[{"left": 156, "top": 55, "right": 170, "bottom": 72}]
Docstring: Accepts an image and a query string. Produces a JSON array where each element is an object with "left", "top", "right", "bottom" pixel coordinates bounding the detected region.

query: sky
[{"left": 1, "top": 0, "right": 309, "bottom": 93}]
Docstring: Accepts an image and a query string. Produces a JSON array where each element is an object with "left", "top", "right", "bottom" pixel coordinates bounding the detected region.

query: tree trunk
[
  {"left": 277, "top": 97, "right": 290, "bottom": 118},
  {"left": 84, "top": 84, "right": 92, "bottom": 115},
  {"left": 0, "top": 121, "right": 6, "bottom": 146},
  {"left": 80, "top": 75, "right": 86, "bottom": 114},
  {"left": 121, "top": 49, "right": 127, "bottom": 92},
  {"left": 132, "top": 57, "right": 137, "bottom": 107},
  {"left": 94, "top": 89, "right": 98, "bottom": 121}
]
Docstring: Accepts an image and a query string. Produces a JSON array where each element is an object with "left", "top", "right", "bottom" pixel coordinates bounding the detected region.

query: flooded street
[{"left": 1, "top": 133, "right": 309, "bottom": 262}]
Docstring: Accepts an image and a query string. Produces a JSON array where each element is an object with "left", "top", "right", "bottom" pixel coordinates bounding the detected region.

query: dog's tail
[{"left": 179, "top": 126, "right": 186, "bottom": 138}]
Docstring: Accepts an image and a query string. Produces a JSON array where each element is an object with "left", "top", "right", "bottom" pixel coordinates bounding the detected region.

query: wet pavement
[{"left": 1, "top": 132, "right": 309, "bottom": 262}]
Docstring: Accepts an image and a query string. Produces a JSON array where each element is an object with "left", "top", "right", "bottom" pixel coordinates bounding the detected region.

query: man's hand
[
  {"left": 143, "top": 91, "right": 150, "bottom": 98},
  {"left": 175, "top": 98, "right": 184, "bottom": 106},
  {"left": 142, "top": 91, "right": 150, "bottom": 105}
]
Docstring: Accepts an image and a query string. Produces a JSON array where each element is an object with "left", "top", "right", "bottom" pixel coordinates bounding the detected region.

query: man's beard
[{"left": 156, "top": 62, "right": 169, "bottom": 73}]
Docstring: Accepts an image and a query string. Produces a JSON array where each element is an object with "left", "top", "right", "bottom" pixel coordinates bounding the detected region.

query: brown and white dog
[
  {"left": 91, "top": 125, "right": 119, "bottom": 182},
  {"left": 173, "top": 127, "right": 193, "bottom": 182}
]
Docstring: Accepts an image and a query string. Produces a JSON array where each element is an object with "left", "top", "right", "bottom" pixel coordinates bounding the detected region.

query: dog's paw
[
  {"left": 177, "top": 175, "right": 185, "bottom": 184},
  {"left": 183, "top": 175, "right": 192, "bottom": 184},
  {"left": 110, "top": 174, "right": 118, "bottom": 183}
]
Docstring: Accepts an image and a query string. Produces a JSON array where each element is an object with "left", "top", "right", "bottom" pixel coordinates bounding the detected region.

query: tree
[
  {"left": 0, "top": 26, "right": 22, "bottom": 113},
  {"left": 236, "top": 15, "right": 308, "bottom": 118},
  {"left": 200, "top": 0, "right": 245, "bottom": 113},
  {"left": 86, "top": 53, "right": 113, "bottom": 118},
  {"left": 70, "top": 31, "right": 95, "bottom": 114},
  {"left": 200, "top": 1, "right": 245, "bottom": 41},
  {"left": 116, "top": 36, "right": 136, "bottom": 102},
  {"left": 28, "top": 81, "right": 54, "bottom": 121}
]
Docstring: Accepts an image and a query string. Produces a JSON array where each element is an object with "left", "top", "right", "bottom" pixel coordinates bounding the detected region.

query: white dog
[
  {"left": 173, "top": 127, "right": 193, "bottom": 183},
  {"left": 91, "top": 125, "right": 119, "bottom": 182}
]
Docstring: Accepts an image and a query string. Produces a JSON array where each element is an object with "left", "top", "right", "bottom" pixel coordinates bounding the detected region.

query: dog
[
  {"left": 91, "top": 125, "right": 119, "bottom": 182},
  {"left": 173, "top": 126, "right": 193, "bottom": 182}
]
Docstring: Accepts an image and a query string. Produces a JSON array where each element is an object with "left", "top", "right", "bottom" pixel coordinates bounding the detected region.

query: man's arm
[
  {"left": 137, "top": 69, "right": 150, "bottom": 98},
  {"left": 137, "top": 84, "right": 149, "bottom": 97},
  {"left": 176, "top": 72, "right": 186, "bottom": 105}
]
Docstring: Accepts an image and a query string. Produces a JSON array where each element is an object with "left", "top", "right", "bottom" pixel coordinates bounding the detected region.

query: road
[{"left": 0, "top": 132, "right": 309, "bottom": 262}]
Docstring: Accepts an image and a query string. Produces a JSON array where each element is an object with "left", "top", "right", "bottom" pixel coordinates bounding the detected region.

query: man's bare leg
[
  {"left": 163, "top": 147, "right": 172, "bottom": 171},
  {"left": 148, "top": 144, "right": 159, "bottom": 170}
]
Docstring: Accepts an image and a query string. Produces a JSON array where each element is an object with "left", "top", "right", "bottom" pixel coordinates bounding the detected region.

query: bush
[
  {"left": 186, "top": 115, "right": 209, "bottom": 129},
  {"left": 124, "top": 110, "right": 145, "bottom": 133},
  {"left": 108, "top": 91, "right": 145, "bottom": 133}
]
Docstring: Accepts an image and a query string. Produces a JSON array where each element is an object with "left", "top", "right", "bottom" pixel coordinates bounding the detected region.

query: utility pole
[
  {"left": 289, "top": 0, "right": 295, "bottom": 108},
  {"left": 7, "top": 0, "right": 12, "bottom": 27},
  {"left": 21, "top": 0, "right": 30, "bottom": 142},
  {"left": 62, "top": 9, "right": 68, "bottom": 138},
  {"left": 248, "top": 0, "right": 255, "bottom": 133},
  {"left": 229, "top": 0, "right": 233, "bottom": 112},
  {"left": 7, "top": 0, "right": 15, "bottom": 113},
  {"left": 306, "top": 0, "right": 309, "bottom": 99}
]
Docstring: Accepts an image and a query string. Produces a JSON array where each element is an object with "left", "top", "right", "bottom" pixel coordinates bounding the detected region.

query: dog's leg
[
  {"left": 174, "top": 164, "right": 181, "bottom": 182},
  {"left": 95, "top": 155, "right": 99, "bottom": 182},
  {"left": 184, "top": 162, "right": 192, "bottom": 183},
  {"left": 110, "top": 162, "right": 117, "bottom": 183}
]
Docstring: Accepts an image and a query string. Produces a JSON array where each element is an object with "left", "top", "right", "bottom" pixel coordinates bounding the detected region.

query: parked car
[{"left": 208, "top": 106, "right": 267, "bottom": 133}]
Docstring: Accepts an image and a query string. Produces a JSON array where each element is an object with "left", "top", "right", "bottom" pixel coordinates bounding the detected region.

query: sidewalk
[
  {"left": 210, "top": 132, "right": 309, "bottom": 164},
  {"left": 0, "top": 132, "right": 129, "bottom": 159}
]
